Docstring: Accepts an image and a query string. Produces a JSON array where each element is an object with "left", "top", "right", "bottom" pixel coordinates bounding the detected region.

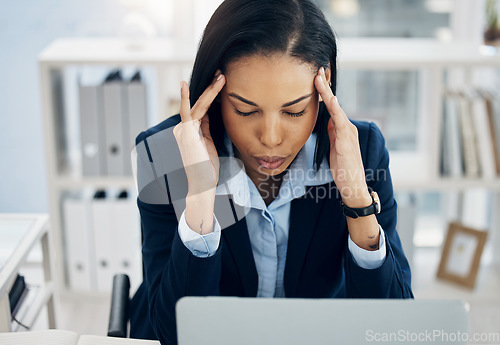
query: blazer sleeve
[
  {"left": 136, "top": 129, "right": 223, "bottom": 345},
  {"left": 343, "top": 122, "right": 414, "bottom": 299}
]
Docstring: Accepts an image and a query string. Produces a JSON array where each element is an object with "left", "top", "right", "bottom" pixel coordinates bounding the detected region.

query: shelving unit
[
  {"left": 39, "top": 37, "right": 500, "bottom": 299},
  {"left": 0, "top": 214, "right": 55, "bottom": 332},
  {"left": 337, "top": 38, "right": 500, "bottom": 190},
  {"left": 39, "top": 38, "right": 195, "bottom": 298}
]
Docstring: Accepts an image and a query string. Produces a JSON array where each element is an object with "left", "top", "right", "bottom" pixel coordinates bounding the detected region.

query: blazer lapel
[
  {"left": 284, "top": 186, "right": 326, "bottom": 297},
  {"left": 221, "top": 213, "right": 258, "bottom": 297}
]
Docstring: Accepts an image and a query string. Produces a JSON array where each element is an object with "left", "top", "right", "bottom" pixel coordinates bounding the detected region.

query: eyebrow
[{"left": 228, "top": 92, "right": 314, "bottom": 108}]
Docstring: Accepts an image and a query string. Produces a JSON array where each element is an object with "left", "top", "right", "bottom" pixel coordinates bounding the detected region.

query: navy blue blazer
[{"left": 129, "top": 114, "right": 414, "bottom": 345}]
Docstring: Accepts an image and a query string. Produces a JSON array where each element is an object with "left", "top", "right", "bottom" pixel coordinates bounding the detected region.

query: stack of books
[{"left": 440, "top": 88, "right": 500, "bottom": 179}]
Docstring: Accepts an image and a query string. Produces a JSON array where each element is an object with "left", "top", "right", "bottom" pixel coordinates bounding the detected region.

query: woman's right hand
[{"left": 173, "top": 72, "right": 225, "bottom": 199}]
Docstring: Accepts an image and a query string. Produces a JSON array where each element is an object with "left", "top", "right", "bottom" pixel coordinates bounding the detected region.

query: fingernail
[
  {"left": 215, "top": 69, "right": 221, "bottom": 77},
  {"left": 216, "top": 74, "right": 223, "bottom": 81},
  {"left": 320, "top": 67, "right": 325, "bottom": 76}
]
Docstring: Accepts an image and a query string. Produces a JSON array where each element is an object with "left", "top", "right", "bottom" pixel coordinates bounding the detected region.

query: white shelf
[
  {"left": 54, "top": 177, "right": 135, "bottom": 190},
  {"left": 0, "top": 215, "right": 50, "bottom": 298},
  {"left": 38, "top": 37, "right": 195, "bottom": 66},
  {"left": 337, "top": 38, "right": 500, "bottom": 69},
  {"left": 0, "top": 214, "right": 55, "bottom": 331},
  {"left": 39, "top": 38, "right": 500, "bottom": 68},
  {"left": 11, "top": 283, "right": 54, "bottom": 331},
  {"left": 54, "top": 164, "right": 135, "bottom": 189},
  {"left": 394, "top": 177, "right": 500, "bottom": 191}
]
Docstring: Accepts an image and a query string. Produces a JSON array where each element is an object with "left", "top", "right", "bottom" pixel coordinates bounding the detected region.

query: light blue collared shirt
[{"left": 178, "top": 131, "right": 386, "bottom": 297}]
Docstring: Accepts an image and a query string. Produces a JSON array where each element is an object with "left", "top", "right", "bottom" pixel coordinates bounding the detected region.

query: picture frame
[{"left": 437, "top": 222, "right": 488, "bottom": 289}]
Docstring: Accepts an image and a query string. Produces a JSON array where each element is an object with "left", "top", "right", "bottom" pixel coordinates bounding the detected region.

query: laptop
[{"left": 176, "top": 297, "right": 469, "bottom": 345}]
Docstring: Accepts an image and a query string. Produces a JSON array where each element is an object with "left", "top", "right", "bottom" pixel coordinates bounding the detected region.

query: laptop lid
[{"left": 176, "top": 297, "right": 469, "bottom": 345}]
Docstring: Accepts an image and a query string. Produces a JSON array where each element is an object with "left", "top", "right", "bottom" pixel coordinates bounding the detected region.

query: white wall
[
  {"left": 0, "top": 1, "right": 138, "bottom": 212},
  {"left": 0, "top": 0, "right": 211, "bottom": 212}
]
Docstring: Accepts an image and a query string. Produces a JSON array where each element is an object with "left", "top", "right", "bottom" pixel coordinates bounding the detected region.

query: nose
[{"left": 259, "top": 113, "right": 283, "bottom": 148}]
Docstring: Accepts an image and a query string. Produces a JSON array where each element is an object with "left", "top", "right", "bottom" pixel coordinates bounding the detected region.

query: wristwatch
[{"left": 341, "top": 188, "right": 381, "bottom": 219}]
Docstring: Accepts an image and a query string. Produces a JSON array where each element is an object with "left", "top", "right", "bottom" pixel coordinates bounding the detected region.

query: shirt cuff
[
  {"left": 347, "top": 225, "right": 387, "bottom": 269},
  {"left": 178, "top": 210, "right": 222, "bottom": 258}
]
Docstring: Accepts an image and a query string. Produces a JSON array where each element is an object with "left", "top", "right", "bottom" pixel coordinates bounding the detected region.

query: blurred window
[
  {"left": 313, "top": 0, "right": 452, "bottom": 151},
  {"left": 314, "top": 0, "right": 452, "bottom": 38},
  {"left": 336, "top": 69, "right": 419, "bottom": 151}
]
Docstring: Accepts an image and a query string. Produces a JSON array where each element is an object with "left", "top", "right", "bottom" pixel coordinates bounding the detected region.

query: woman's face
[{"left": 220, "top": 54, "right": 323, "bottom": 187}]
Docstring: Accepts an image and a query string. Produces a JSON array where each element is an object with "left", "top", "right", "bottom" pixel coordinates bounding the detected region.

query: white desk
[{"left": 0, "top": 214, "right": 55, "bottom": 331}]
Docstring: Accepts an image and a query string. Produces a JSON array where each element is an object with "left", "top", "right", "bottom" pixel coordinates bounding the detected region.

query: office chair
[{"left": 107, "top": 273, "right": 131, "bottom": 338}]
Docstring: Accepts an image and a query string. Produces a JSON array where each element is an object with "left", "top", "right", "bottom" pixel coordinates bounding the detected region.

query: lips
[
  {"left": 255, "top": 156, "right": 287, "bottom": 163},
  {"left": 254, "top": 155, "right": 288, "bottom": 169}
]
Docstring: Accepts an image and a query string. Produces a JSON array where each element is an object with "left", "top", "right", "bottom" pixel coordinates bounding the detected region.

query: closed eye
[
  {"left": 234, "top": 108, "right": 307, "bottom": 117},
  {"left": 285, "top": 109, "right": 306, "bottom": 117},
  {"left": 235, "top": 109, "right": 257, "bottom": 117}
]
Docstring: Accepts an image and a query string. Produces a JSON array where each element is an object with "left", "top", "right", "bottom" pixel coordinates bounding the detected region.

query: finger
[
  {"left": 314, "top": 69, "right": 333, "bottom": 104},
  {"left": 180, "top": 81, "right": 192, "bottom": 122},
  {"left": 191, "top": 73, "right": 225, "bottom": 120},
  {"left": 314, "top": 69, "right": 335, "bottom": 111},
  {"left": 314, "top": 68, "right": 348, "bottom": 129},
  {"left": 327, "top": 116, "right": 337, "bottom": 143}
]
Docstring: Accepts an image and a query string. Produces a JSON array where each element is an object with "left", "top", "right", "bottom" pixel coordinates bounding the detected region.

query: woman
[{"left": 130, "top": 0, "right": 413, "bottom": 344}]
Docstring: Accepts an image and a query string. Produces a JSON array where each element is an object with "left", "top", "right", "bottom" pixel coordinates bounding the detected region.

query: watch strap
[{"left": 341, "top": 188, "right": 381, "bottom": 219}]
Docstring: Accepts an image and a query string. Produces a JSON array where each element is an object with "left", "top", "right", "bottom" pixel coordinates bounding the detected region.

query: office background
[{"left": 1, "top": 0, "right": 499, "bottom": 340}]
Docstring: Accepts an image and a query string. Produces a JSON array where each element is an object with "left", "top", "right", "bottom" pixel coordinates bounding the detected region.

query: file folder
[
  {"left": 112, "top": 189, "right": 142, "bottom": 293},
  {"left": 469, "top": 90, "right": 496, "bottom": 179},
  {"left": 79, "top": 84, "right": 105, "bottom": 176},
  {"left": 102, "top": 70, "right": 127, "bottom": 176},
  {"left": 62, "top": 190, "right": 96, "bottom": 291},
  {"left": 125, "top": 71, "right": 148, "bottom": 176},
  {"left": 91, "top": 190, "right": 115, "bottom": 292}
]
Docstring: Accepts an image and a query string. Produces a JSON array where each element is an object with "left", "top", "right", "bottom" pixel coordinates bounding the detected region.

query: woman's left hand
[{"left": 314, "top": 67, "right": 371, "bottom": 208}]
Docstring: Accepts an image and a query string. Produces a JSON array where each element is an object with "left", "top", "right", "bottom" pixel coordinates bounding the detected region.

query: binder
[
  {"left": 440, "top": 96, "right": 450, "bottom": 176},
  {"left": 484, "top": 89, "right": 500, "bottom": 175},
  {"left": 62, "top": 190, "right": 96, "bottom": 291},
  {"left": 439, "top": 97, "right": 450, "bottom": 176},
  {"left": 91, "top": 190, "right": 116, "bottom": 292},
  {"left": 79, "top": 84, "right": 105, "bottom": 176},
  {"left": 111, "top": 189, "right": 142, "bottom": 293},
  {"left": 91, "top": 189, "right": 142, "bottom": 293},
  {"left": 457, "top": 92, "right": 480, "bottom": 178},
  {"left": 469, "top": 89, "right": 496, "bottom": 179},
  {"left": 124, "top": 71, "right": 148, "bottom": 176},
  {"left": 102, "top": 70, "right": 127, "bottom": 176},
  {"left": 442, "top": 92, "right": 463, "bottom": 177}
]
